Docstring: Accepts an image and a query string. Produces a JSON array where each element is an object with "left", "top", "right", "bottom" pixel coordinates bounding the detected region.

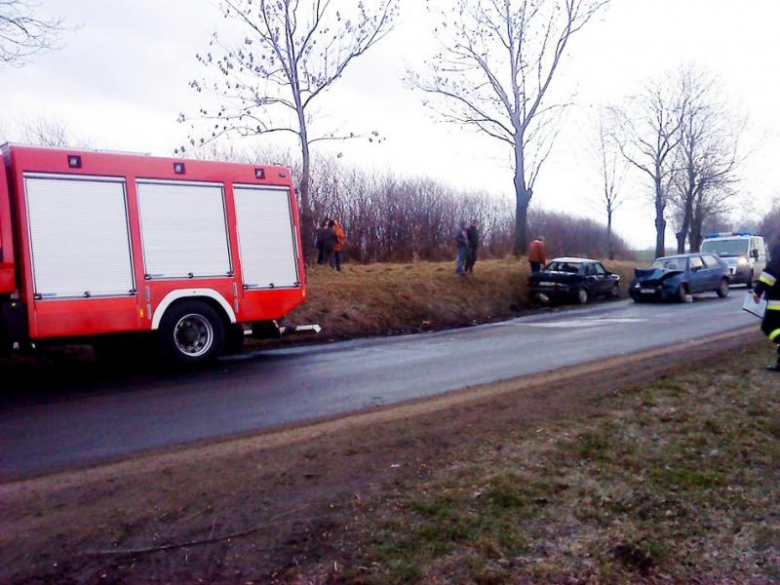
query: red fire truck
[{"left": 0, "top": 144, "right": 308, "bottom": 364}]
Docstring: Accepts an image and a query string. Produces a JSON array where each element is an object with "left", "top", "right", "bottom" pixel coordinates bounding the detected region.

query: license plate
[
  {"left": 640, "top": 288, "right": 655, "bottom": 294},
  {"left": 540, "top": 282, "right": 556, "bottom": 287}
]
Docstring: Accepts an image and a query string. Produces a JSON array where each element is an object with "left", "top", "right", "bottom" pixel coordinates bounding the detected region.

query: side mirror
[{"left": 751, "top": 249, "right": 759, "bottom": 260}]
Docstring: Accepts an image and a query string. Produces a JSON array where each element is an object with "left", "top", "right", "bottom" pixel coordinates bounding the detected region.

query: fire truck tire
[{"left": 158, "top": 300, "right": 225, "bottom": 365}]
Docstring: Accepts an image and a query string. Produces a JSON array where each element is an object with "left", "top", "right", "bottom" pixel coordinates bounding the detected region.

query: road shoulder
[{"left": 0, "top": 328, "right": 766, "bottom": 583}]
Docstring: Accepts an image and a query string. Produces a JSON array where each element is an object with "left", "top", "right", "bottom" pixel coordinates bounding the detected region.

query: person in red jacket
[
  {"left": 333, "top": 219, "right": 347, "bottom": 272},
  {"left": 528, "top": 236, "right": 546, "bottom": 273}
]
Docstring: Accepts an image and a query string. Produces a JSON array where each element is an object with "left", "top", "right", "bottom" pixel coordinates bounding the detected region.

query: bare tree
[
  {"left": 0, "top": 116, "right": 87, "bottom": 147},
  {"left": 408, "top": 0, "right": 609, "bottom": 255},
  {"left": 20, "top": 117, "right": 78, "bottom": 147},
  {"left": 590, "top": 110, "right": 628, "bottom": 260},
  {"left": 689, "top": 180, "right": 738, "bottom": 252},
  {"left": 759, "top": 198, "right": 780, "bottom": 240},
  {"left": 181, "top": 0, "right": 398, "bottom": 259},
  {"left": 671, "top": 68, "right": 743, "bottom": 253},
  {"left": 613, "top": 79, "right": 683, "bottom": 259},
  {"left": 0, "top": 0, "right": 67, "bottom": 66}
]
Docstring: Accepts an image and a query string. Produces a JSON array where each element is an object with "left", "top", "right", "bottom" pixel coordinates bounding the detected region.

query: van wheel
[
  {"left": 158, "top": 301, "right": 225, "bottom": 365},
  {"left": 716, "top": 278, "right": 730, "bottom": 298}
]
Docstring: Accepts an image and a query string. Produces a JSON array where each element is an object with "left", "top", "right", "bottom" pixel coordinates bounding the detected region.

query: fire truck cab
[{"left": 0, "top": 145, "right": 307, "bottom": 364}]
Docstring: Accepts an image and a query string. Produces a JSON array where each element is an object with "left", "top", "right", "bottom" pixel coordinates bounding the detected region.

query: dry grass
[
  {"left": 288, "top": 258, "right": 637, "bottom": 339},
  {"left": 319, "top": 344, "right": 780, "bottom": 583}
]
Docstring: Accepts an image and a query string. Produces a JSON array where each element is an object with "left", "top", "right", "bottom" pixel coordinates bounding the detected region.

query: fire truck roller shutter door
[
  {"left": 233, "top": 185, "right": 299, "bottom": 289},
  {"left": 24, "top": 175, "right": 135, "bottom": 298},
  {"left": 136, "top": 181, "right": 232, "bottom": 279}
]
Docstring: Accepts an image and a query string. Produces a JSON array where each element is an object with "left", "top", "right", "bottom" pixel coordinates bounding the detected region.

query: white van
[{"left": 700, "top": 232, "right": 768, "bottom": 287}]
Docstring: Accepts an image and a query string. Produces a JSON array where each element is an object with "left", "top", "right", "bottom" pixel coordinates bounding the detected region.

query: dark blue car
[{"left": 629, "top": 253, "right": 731, "bottom": 303}]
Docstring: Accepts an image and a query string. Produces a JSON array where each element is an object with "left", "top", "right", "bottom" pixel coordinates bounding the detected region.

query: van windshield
[{"left": 701, "top": 239, "right": 749, "bottom": 258}]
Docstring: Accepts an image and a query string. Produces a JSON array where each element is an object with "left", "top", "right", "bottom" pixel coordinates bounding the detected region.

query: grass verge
[
  {"left": 308, "top": 344, "right": 780, "bottom": 583},
  {"left": 288, "top": 258, "right": 637, "bottom": 339}
]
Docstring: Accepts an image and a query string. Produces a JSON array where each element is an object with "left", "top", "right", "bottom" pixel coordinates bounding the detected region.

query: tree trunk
[
  {"left": 654, "top": 176, "right": 666, "bottom": 259},
  {"left": 297, "top": 141, "right": 314, "bottom": 262},
  {"left": 297, "top": 110, "right": 314, "bottom": 263},
  {"left": 676, "top": 196, "right": 693, "bottom": 254},
  {"left": 607, "top": 206, "right": 614, "bottom": 260},
  {"left": 677, "top": 160, "right": 696, "bottom": 254},
  {"left": 515, "top": 193, "right": 531, "bottom": 257},
  {"left": 513, "top": 139, "right": 530, "bottom": 256},
  {"left": 690, "top": 210, "right": 703, "bottom": 253}
]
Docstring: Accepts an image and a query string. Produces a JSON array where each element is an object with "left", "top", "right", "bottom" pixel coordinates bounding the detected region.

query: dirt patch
[{"left": 0, "top": 329, "right": 761, "bottom": 584}]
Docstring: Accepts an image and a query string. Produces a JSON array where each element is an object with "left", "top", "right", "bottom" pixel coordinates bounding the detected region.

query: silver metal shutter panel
[
  {"left": 137, "top": 182, "right": 231, "bottom": 278},
  {"left": 234, "top": 186, "right": 299, "bottom": 289},
  {"left": 25, "top": 177, "right": 134, "bottom": 298}
]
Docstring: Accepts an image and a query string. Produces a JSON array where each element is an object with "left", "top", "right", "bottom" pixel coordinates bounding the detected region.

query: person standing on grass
[
  {"left": 455, "top": 220, "right": 468, "bottom": 275},
  {"left": 753, "top": 238, "right": 780, "bottom": 372},
  {"left": 318, "top": 221, "right": 338, "bottom": 268},
  {"left": 333, "top": 219, "right": 347, "bottom": 272},
  {"left": 465, "top": 220, "right": 480, "bottom": 273},
  {"left": 316, "top": 219, "right": 330, "bottom": 265},
  {"left": 528, "top": 236, "right": 547, "bottom": 273}
]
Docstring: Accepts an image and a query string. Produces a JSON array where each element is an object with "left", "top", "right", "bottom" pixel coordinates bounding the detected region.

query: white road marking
[{"left": 525, "top": 318, "right": 646, "bottom": 329}]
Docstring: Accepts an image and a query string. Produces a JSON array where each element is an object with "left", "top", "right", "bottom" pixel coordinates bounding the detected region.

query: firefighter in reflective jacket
[{"left": 754, "top": 241, "right": 780, "bottom": 371}]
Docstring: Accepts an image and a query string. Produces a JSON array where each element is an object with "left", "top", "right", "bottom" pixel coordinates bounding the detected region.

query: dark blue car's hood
[{"left": 634, "top": 268, "right": 683, "bottom": 282}]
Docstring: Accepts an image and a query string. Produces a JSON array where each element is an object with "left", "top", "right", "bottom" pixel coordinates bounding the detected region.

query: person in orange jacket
[
  {"left": 332, "top": 219, "right": 347, "bottom": 272},
  {"left": 528, "top": 236, "right": 546, "bottom": 273}
]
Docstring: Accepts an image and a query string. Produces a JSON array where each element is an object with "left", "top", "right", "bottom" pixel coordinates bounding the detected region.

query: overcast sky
[{"left": 1, "top": 0, "right": 778, "bottom": 249}]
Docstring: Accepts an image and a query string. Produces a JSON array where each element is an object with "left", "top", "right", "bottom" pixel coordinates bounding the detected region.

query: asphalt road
[{"left": 0, "top": 292, "right": 757, "bottom": 479}]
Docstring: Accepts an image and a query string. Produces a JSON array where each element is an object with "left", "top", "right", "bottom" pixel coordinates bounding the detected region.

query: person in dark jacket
[
  {"left": 753, "top": 239, "right": 780, "bottom": 371},
  {"left": 465, "top": 220, "right": 480, "bottom": 273},
  {"left": 316, "top": 220, "right": 337, "bottom": 267},
  {"left": 316, "top": 219, "right": 329, "bottom": 265},
  {"left": 455, "top": 220, "right": 468, "bottom": 275}
]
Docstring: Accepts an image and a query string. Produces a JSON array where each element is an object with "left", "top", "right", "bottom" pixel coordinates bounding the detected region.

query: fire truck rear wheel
[{"left": 158, "top": 300, "right": 225, "bottom": 365}]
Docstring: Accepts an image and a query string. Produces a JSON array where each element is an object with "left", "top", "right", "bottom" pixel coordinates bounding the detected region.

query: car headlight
[{"left": 738, "top": 257, "right": 749, "bottom": 266}]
